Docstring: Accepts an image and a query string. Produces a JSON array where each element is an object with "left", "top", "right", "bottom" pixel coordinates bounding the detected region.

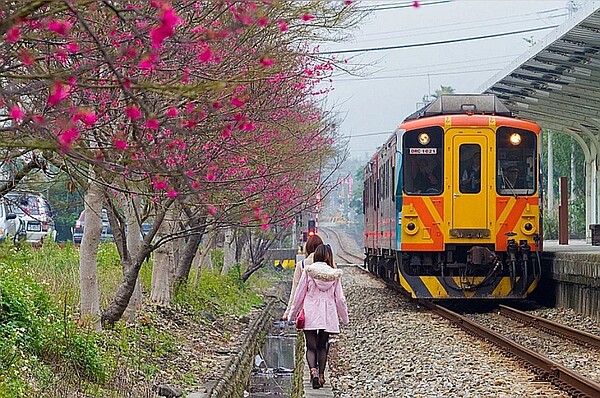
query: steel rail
[
  {"left": 499, "top": 304, "right": 600, "bottom": 349},
  {"left": 319, "top": 226, "right": 364, "bottom": 265},
  {"left": 419, "top": 300, "right": 600, "bottom": 398}
]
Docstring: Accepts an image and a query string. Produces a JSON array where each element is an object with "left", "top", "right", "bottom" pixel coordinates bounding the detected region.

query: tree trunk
[
  {"left": 221, "top": 227, "right": 235, "bottom": 275},
  {"left": 193, "top": 232, "right": 214, "bottom": 288},
  {"left": 150, "top": 208, "right": 176, "bottom": 307},
  {"left": 101, "top": 198, "right": 173, "bottom": 325},
  {"left": 79, "top": 180, "right": 103, "bottom": 331},
  {"left": 174, "top": 212, "right": 205, "bottom": 287},
  {"left": 124, "top": 196, "right": 143, "bottom": 320}
]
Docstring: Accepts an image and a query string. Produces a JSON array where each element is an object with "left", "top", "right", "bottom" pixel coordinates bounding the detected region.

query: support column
[
  {"left": 559, "top": 177, "right": 568, "bottom": 245},
  {"left": 547, "top": 131, "right": 554, "bottom": 214}
]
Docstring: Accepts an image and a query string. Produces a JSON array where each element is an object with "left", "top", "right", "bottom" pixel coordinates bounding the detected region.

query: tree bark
[
  {"left": 221, "top": 227, "right": 235, "bottom": 275},
  {"left": 124, "top": 196, "right": 143, "bottom": 320},
  {"left": 150, "top": 207, "right": 176, "bottom": 307},
  {"left": 174, "top": 211, "right": 205, "bottom": 287},
  {"left": 101, "top": 198, "right": 173, "bottom": 326},
  {"left": 79, "top": 179, "right": 103, "bottom": 331}
]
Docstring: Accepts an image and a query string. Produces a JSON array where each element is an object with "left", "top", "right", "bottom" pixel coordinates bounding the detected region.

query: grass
[{"left": 0, "top": 241, "right": 274, "bottom": 397}]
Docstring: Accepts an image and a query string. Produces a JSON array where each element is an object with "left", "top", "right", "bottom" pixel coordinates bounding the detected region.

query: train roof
[{"left": 404, "top": 94, "right": 512, "bottom": 121}]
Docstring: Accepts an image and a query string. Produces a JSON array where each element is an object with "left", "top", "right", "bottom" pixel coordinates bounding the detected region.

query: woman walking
[
  {"left": 282, "top": 234, "right": 323, "bottom": 321},
  {"left": 289, "top": 244, "right": 349, "bottom": 389}
]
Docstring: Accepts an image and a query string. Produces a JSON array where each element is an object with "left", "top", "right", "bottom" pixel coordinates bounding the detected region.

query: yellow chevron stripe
[
  {"left": 421, "top": 277, "right": 449, "bottom": 298},
  {"left": 491, "top": 276, "right": 519, "bottom": 297},
  {"left": 497, "top": 197, "right": 517, "bottom": 225},
  {"left": 422, "top": 198, "right": 443, "bottom": 225},
  {"left": 399, "top": 273, "right": 417, "bottom": 298}
]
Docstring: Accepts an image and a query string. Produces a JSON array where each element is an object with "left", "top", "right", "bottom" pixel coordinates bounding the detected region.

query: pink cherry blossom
[
  {"left": 125, "top": 105, "right": 142, "bottom": 120},
  {"left": 150, "top": 6, "right": 181, "bottom": 49},
  {"left": 47, "top": 20, "right": 72, "bottom": 36},
  {"left": 260, "top": 57, "right": 274, "bottom": 67},
  {"left": 231, "top": 98, "right": 245, "bottom": 107},
  {"left": 301, "top": 14, "right": 314, "bottom": 21},
  {"left": 57, "top": 128, "right": 79, "bottom": 149},
  {"left": 145, "top": 119, "right": 159, "bottom": 130},
  {"left": 166, "top": 190, "right": 178, "bottom": 198},
  {"left": 152, "top": 178, "right": 168, "bottom": 191},
  {"left": 47, "top": 81, "right": 72, "bottom": 107},
  {"left": 413, "top": 1, "right": 420, "bottom": 7},
  {"left": 114, "top": 139, "right": 128, "bottom": 150},
  {"left": 260, "top": 223, "right": 270, "bottom": 230},
  {"left": 66, "top": 42, "right": 79, "bottom": 53},
  {"left": 208, "top": 205, "right": 217, "bottom": 215},
  {"left": 6, "top": 26, "right": 20, "bottom": 43},
  {"left": 19, "top": 50, "right": 34, "bottom": 65},
  {"left": 9, "top": 105, "right": 25, "bottom": 121},
  {"left": 198, "top": 46, "right": 213, "bottom": 63},
  {"left": 77, "top": 109, "right": 97, "bottom": 125},
  {"left": 277, "top": 20, "right": 288, "bottom": 31},
  {"left": 166, "top": 107, "right": 178, "bottom": 117}
]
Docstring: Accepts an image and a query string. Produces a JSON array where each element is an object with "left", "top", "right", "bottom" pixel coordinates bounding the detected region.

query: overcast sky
[{"left": 323, "top": 0, "right": 584, "bottom": 161}]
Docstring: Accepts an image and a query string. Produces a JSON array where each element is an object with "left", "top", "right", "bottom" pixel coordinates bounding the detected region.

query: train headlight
[
  {"left": 418, "top": 133, "right": 430, "bottom": 145},
  {"left": 509, "top": 133, "right": 522, "bottom": 146},
  {"left": 404, "top": 221, "right": 419, "bottom": 235},
  {"left": 521, "top": 221, "right": 536, "bottom": 235}
]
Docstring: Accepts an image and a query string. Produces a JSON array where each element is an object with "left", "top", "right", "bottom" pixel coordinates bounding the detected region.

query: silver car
[{"left": 7, "top": 192, "right": 56, "bottom": 244}]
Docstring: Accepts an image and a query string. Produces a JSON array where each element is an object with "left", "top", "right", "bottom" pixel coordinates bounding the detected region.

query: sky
[{"left": 322, "top": 0, "right": 581, "bottom": 161}]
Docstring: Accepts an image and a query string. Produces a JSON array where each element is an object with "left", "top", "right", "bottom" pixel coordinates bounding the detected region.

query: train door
[{"left": 450, "top": 132, "right": 489, "bottom": 232}]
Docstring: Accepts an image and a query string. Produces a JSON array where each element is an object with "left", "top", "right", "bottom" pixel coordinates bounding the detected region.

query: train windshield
[
  {"left": 496, "top": 127, "right": 537, "bottom": 195},
  {"left": 403, "top": 127, "right": 444, "bottom": 195}
]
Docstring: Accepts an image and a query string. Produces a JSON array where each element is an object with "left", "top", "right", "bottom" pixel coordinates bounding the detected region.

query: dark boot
[{"left": 310, "top": 368, "right": 320, "bottom": 389}]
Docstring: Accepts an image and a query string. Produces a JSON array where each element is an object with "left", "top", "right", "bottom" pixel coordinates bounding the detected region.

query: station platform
[
  {"left": 302, "top": 366, "right": 332, "bottom": 397},
  {"left": 543, "top": 239, "right": 600, "bottom": 253}
]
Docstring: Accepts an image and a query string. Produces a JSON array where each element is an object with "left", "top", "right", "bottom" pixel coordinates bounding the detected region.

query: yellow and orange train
[{"left": 363, "top": 94, "right": 542, "bottom": 299}]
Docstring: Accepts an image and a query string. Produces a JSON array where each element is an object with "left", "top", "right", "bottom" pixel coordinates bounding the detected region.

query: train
[{"left": 363, "top": 94, "right": 543, "bottom": 299}]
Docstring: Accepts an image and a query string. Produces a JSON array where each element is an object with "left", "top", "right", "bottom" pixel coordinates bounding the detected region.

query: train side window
[
  {"left": 402, "top": 127, "right": 444, "bottom": 195},
  {"left": 459, "top": 144, "right": 481, "bottom": 194}
]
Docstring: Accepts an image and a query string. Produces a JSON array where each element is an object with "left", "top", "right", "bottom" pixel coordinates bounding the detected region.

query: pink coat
[{"left": 289, "top": 261, "right": 349, "bottom": 333}]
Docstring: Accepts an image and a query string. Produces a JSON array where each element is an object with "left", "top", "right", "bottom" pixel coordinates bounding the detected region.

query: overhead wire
[{"left": 318, "top": 25, "right": 559, "bottom": 55}]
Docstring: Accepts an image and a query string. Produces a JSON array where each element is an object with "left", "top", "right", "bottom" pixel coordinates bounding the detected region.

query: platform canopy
[{"left": 478, "top": 2, "right": 600, "bottom": 241}]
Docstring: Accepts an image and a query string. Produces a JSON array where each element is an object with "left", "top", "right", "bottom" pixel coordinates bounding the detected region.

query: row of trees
[{"left": 1, "top": 1, "right": 364, "bottom": 329}]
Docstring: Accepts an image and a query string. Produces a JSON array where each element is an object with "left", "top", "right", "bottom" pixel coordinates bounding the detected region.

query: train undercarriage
[{"left": 365, "top": 241, "right": 542, "bottom": 299}]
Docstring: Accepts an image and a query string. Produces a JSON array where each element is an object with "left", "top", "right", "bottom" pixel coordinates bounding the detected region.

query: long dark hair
[
  {"left": 306, "top": 234, "right": 323, "bottom": 255},
  {"left": 313, "top": 244, "right": 335, "bottom": 268}
]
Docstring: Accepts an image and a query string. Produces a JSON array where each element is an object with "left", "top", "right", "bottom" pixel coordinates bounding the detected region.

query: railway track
[
  {"left": 319, "top": 225, "right": 363, "bottom": 265},
  {"left": 352, "top": 265, "right": 600, "bottom": 398}
]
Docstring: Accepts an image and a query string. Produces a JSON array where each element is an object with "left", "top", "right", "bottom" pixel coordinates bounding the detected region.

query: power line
[
  {"left": 333, "top": 67, "right": 503, "bottom": 82},
  {"left": 356, "top": 7, "right": 565, "bottom": 39},
  {"left": 352, "top": 0, "right": 453, "bottom": 12},
  {"left": 345, "top": 131, "right": 394, "bottom": 138},
  {"left": 353, "top": 12, "right": 567, "bottom": 44},
  {"left": 319, "top": 25, "right": 558, "bottom": 55}
]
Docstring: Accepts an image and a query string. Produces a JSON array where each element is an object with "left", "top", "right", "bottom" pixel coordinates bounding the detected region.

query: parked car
[
  {"left": 72, "top": 209, "right": 114, "bottom": 244},
  {"left": 6, "top": 192, "right": 56, "bottom": 244},
  {"left": 0, "top": 199, "right": 19, "bottom": 243}
]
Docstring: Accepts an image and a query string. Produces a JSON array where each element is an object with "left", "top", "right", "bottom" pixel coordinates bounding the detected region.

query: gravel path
[{"left": 324, "top": 226, "right": 600, "bottom": 397}]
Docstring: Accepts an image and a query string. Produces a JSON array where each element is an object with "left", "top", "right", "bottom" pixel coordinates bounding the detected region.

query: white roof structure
[{"left": 479, "top": 2, "right": 600, "bottom": 241}]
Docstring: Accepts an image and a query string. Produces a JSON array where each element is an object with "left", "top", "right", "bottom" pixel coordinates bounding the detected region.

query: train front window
[
  {"left": 496, "top": 127, "right": 537, "bottom": 195},
  {"left": 403, "top": 127, "right": 443, "bottom": 195}
]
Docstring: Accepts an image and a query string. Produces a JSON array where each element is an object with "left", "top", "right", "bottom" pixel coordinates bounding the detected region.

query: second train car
[{"left": 363, "top": 94, "right": 542, "bottom": 299}]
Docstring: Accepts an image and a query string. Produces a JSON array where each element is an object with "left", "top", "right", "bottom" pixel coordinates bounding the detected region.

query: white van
[
  {"left": 6, "top": 192, "right": 56, "bottom": 244},
  {"left": 0, "top": 199, "right": 19, "bottom": 242}
]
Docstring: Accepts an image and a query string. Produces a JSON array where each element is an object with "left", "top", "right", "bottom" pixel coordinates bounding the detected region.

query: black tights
[{"left": 304, "top": 329, "right": 329, "bottom": 374}]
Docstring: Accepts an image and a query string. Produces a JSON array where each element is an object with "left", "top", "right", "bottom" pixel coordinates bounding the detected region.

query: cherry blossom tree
[{"left": 0, "top": 0, "right": 361, "bottom": 325}]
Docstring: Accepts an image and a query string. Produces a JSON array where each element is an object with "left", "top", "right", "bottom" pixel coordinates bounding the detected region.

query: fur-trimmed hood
[{"left": 305, "top": 261, "right": 343, "bottom": 291}]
